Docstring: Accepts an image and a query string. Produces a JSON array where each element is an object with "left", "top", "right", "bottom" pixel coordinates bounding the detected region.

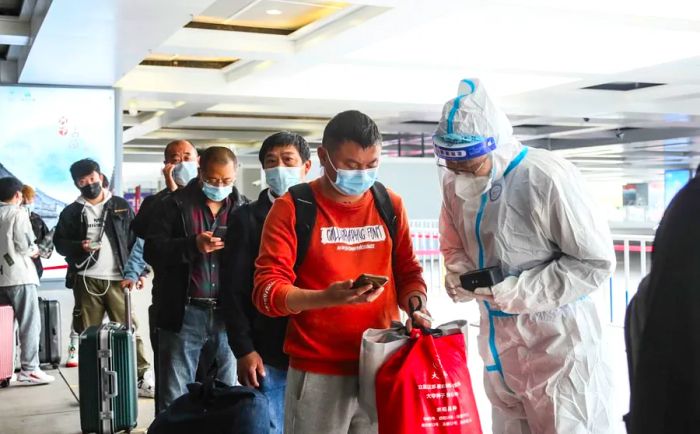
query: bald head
[{"left": 164, "top": 140, "right": 197, "bottom": 165}]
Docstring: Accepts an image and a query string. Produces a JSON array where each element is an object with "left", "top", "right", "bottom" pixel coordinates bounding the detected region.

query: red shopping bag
[{"left": 375, "top": 328, "right": 482, "bottom": 434}]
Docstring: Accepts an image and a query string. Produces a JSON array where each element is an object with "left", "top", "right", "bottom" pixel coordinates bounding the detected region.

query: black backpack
[{"left": 288, "top": 182, "right": 398, "bottom": 270}]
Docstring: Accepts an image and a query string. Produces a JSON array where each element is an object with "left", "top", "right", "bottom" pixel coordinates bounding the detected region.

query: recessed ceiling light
[{"left": 266, "top": 9, "right": 283, "bottom": 15}]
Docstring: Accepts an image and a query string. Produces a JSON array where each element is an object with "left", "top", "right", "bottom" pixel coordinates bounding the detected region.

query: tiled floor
[
  {"left": 0, "top": 280, "right": 629, "bottom": 433},
  {"left": 0, "top": 283, "right": 156, "bottom": 434}
]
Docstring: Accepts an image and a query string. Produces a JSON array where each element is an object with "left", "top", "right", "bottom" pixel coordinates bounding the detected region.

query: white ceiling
[{"left": 1, "top": 0, "right": 700, "bottom": 182}]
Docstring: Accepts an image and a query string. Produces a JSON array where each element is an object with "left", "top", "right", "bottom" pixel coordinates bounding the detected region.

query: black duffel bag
[{"left": 149, "top": 375, "right": 270, "bottom": 434}]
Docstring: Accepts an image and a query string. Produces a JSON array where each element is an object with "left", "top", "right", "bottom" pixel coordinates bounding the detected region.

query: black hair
[
  {"left": 322, "top": 110, "right": 382, "bottom": 152},
  {"left": 0, "top": 177, "right": 23, "bottom": 202},
  {"left": 69, "top": 158, "right": 101, "bottom": 182},
  {"left": 258, "top": 132, "right": 311, "bottom": 165},
  {"left": 102, "top": 174, "right": 110, "bottom": 189},
  {"left": 200, "top": 146, "right": 238, "bottom": 172}
]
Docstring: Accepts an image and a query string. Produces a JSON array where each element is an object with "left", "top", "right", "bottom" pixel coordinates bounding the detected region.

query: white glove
[{"left": 445, "top": 272, "right": 495, "bottom": 304}]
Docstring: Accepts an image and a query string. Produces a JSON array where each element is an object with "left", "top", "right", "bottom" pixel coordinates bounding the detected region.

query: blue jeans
[
  {"left": 260, "top": 365, "right": 287, "bottom": 434},
  {"left": 158, "top": 305, "right": 237, "bottom": 411}
]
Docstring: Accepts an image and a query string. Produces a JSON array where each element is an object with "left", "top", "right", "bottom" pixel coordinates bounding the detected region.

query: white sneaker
[
  {"left": 138, "top": 372, "right": 155, "bottom": 398},
  {"left": 18, "top": 369, "right": 55, "bottom": 384}
]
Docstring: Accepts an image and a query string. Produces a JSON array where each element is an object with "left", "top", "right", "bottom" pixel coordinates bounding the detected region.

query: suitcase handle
[
  {"left": 105, "top": 369, "right": 119, "bottom": 398},
  {"left": 123, "top": 287, "right": 133, "bottom": 332}
]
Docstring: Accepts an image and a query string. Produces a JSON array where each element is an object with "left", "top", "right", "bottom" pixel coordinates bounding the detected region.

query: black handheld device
[
  {"left": 351, "top": 274, "right": 389, "bottom": 290},
  {"left": 212, "top": 226, "right": 228, "bottom": 240},
  {"left": 459, "top": 266, "right": 504, "bottom": 292}
]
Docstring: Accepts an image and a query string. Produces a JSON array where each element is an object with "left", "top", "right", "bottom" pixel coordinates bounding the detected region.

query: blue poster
[
  {"left": 664, "top": 169, "right": 691, "bottom": 207},
  {"left": 0, "top": 85, "right": 116, "bottom": 279}
]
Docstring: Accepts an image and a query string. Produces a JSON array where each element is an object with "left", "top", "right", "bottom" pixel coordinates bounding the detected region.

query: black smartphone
[
  {"left": 212, "top": 226, "right": 228, "bottom": 240},
  {"left": 459, "top": 266, "right": 504, "bottom": 292},
  {"left": 351, "top": 273, "right": 389, "bottom": 290}
]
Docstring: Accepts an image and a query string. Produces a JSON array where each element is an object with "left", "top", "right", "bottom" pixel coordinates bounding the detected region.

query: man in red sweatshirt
[{"left": 253, "top": 110, "right": 430, "bottom": 434}]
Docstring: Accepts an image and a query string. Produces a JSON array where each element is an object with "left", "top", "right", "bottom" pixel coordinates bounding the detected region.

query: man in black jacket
[
  {"left": 626, "top": 173, "right": 700, "bottom": 434},
  {"left": 221, "top": 132, "right": 311, "bottom": 434},
  {"left": 54, "top": 158, "right": 153, "bottom": 397},
  {"left": 144, "top": 146, "right": 248, "bottom": 411},
  {"left": 132, "top": 139, "right": 201, "bottom": 412}
]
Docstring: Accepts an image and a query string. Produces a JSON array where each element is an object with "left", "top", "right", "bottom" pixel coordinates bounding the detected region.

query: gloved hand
[{"left": 445, "top": 272, "right": 495, "bottom": 304}]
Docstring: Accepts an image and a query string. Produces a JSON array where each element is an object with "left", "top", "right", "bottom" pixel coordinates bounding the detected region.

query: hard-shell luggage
[
  {"left": 38, "top": 298, "right": 61, "bottom": 368},
  {"left": 79, "top": 288, "right": 138, "bottom": 434},
  {"left": 0, "top": 305, "right": 13, "bottom": 388}
]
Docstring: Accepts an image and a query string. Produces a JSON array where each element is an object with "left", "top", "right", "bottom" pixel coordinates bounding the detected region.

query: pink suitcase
[{"left": 0, "top": 305, "right": 14, "bottom": 388}]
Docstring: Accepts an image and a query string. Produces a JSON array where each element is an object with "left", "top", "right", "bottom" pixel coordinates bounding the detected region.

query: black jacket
[
  {"left": 627, "top": 175, "right": 700, "bottom": 434},
  {"left": 131, "top": 188, "right": 172, "bottom": 306},
  {"left": 220, "top": 189, "right": 289, "bottom": 369},
  {"left": 143, "top": 180, "right": 248, "bottom": 333},
  {"left": 54, "top": 195, "right": 135, "bottom": 281},
  {"left": 132, "top": 189, "right": 171, "bottom": 239},
  {"left": 29, "top": 212, "right": 49, "bottom": 278}
]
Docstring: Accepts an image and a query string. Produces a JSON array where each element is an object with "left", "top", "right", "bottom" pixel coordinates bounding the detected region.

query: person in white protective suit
[{"left": 436, "top": 79, "right": 616, "bottom": 434}]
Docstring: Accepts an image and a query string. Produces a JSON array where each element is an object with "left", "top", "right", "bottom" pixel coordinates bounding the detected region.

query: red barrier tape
[{"left": 43, "top": 265, "right": 69, "bottom": 271}]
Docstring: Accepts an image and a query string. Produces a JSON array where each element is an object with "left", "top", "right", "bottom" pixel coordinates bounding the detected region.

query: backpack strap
[
  {"left": 288, "top": 184, "right": 317, "bottom": 271},
  {"left": 289, "top": 182, "right": 398, "bottom": 270},
  {"left": 370, "top": 181, "right": 398, "bottom": 247}
]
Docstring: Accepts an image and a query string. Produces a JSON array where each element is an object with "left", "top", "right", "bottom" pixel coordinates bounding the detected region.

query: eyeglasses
[
  {"left": 203, "top": 178, "right": 234, "bottom": 187},
  {"left": 436, "top": 157, "right": 488, "bottom": 176}
]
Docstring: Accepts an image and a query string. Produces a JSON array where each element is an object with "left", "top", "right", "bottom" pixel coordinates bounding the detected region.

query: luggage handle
[
  {"left": 104, "top": 369, "right": 119, "bottom": 399},
  {"left": 123, "top": 286, "right": 133, "bottom": 332}
]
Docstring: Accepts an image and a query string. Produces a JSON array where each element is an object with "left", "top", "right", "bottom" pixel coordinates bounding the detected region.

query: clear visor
[{"left": 434, "top": 134, "right": 495, "bottom": 182}]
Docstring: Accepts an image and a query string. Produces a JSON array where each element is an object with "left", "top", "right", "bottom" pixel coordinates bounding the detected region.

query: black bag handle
[{"left": 408, "top": 295, "right": 442, "bottom": 337}]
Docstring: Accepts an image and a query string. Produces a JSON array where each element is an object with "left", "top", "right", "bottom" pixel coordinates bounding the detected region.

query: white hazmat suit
[{"left": 436, "top": 79, "right": 615, "bottom": 434}]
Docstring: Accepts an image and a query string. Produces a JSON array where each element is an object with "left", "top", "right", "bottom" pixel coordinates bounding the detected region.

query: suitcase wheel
[
  {"left": 52, "top": 363, "right": 59, "bottom": 369},
  {"left": 0, "top": 378, "right": 9, "bottom": 388}
]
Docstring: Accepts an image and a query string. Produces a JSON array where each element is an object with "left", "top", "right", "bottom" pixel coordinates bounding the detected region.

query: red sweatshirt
[{"left": 253, "top": 180, "right": 426, "bottom": 376}]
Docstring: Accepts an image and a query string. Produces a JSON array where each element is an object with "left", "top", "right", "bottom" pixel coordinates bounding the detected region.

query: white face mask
[
  {"left": 451, "top": 155, "right": 494, "bottom": 200},
  {"left": 454, "top": 174, "right": 492, "bottom": 201}
]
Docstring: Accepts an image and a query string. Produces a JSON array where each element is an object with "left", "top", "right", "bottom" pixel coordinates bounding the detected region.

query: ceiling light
[{"left": 266, "top": 9, "right": 283, "bottom": 15}]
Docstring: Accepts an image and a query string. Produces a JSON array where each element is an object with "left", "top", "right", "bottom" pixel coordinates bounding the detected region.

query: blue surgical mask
[
  {"left": 265, "top": 166, "right": 303, "bottom": 196},
  {"left": 326, "top": 158, "right": 378, "bottom": 196},
  {"left": 201, "top": 182, "right": 232, "bottom": 202},
  {"left": 172, "top": 161, "right": 198, "bottom": 187}
]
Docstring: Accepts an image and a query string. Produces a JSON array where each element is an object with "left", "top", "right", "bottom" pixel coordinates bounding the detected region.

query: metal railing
[
  {"left": 609, "top": 234, "right": 654, "bottom": 325},
  {"left": 409, "top": 220, "right": 655, "bottom": 325},
  {"left": 409, "top": 220, "right": 443, "bottom": 296}
]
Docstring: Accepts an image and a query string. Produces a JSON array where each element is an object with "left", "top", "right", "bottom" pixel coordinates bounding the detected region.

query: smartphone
[
  {"left": 88, "top": 241, "right": 102, "bottom": 251},
  {"left": 352, "top": 273, "right": 389, "bottom": 290},
  {"left": 459, "top": 266, "right": 504, "bottom": 292},
  {"left": 212, "top": 226, "right": 228, "bottom": 240}
]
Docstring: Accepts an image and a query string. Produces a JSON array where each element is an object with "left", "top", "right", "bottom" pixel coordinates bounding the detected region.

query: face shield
[{"left": 434, "top": 133, "right": 496, "bottom": 200}]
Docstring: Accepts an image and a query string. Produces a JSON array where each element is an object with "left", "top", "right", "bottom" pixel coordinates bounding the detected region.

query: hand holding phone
[
  {"left": 212, "top": 226, "right": 228, "bottom": 240},
  {"left": 351, "top": 274, "right": 389, "bottom": 291}
]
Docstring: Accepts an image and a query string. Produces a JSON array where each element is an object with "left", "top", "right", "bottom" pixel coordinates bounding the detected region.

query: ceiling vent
[
  {"left": 140, "top": 57, "right": 239, "bottom": 70},
  {"left": 185, "top": 21, "right": 293, "bottom": 36},
  {"left": 401, "top": 120, "right": 439, "bottom": 125},
  {"left": 582, "top": 82, "right": 665, "bottom": 91},
  {"left": 193, "top": 113, "right": 330, "bottom": 122}
]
